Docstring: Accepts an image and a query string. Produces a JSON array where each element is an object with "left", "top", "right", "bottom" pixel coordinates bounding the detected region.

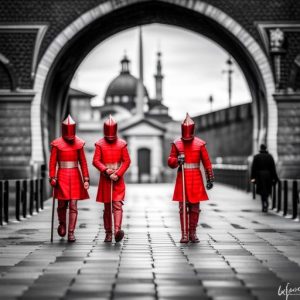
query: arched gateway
[
  {"left": 31, "top": 0, "right": 276, "bottom": 175},
  {"left": 3, "top": 0, "right": 300, "bottom": 179}
]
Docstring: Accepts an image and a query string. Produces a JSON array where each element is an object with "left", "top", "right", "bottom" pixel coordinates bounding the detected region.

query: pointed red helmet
[
  {"left": 104, "top": 114, "right": 117, "bottom": 141},
  {"left": 62, "top": 114, "right": 76, "bottom": 141},
  {"left": 181, "top": 113, "right": 195, "bottom": 140}
]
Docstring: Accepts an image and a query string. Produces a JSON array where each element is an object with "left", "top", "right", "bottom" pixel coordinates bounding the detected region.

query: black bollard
[
  {"left": 283, "top": 180, "right": 288, "bottom": 216},
  {"left": 40, "top": 178, "right": 44, "bottom": 210},
  {"left": 292, "top": 181, "right": 298, "bottom": 219},
  {"left": 0, "top": 181, "right": 3, "bottom": 226},
  {"left": 22, "top": 180, "right": 27, "bottom": 218},
  {"left": 4, "top": 181, "right": 9, "bottom": 224},
  {"left": 272, "top": 183, "right": 276, "bottom": 210},
  {"left": 277, "top": 180, "right": 282, "bottom": 212},
  {"left": 29, "top": 180, "right": 34, "bottom": 215},
  {"left": 15, "top": 181, "right": 21, "bottom": 221},
  {"left": 35, "top": 179, "right": 39, "bottom": 213}
]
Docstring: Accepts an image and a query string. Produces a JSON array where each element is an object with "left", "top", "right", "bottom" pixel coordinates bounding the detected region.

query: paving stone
[{"left": 0, "top": 184, "right": 299, "bottom": 299}]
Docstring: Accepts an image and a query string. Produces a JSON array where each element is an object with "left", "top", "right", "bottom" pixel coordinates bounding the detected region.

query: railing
[
  {"left": 253, "top": 179, "right": 300, "bottom": 220},
  {"left": 213, "top": 164, "right": 250, "bottom": 191},
  {"left": 0, "top": 177, "right": 45, "bottom": 226}
]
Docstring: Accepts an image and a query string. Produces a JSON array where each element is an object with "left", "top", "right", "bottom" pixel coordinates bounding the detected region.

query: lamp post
[
  {"left": 208, "top": 95, "right": 214, "bottom": 112},
  {"left": 222, "top": 56, "right": 234, "bottom": 107}
]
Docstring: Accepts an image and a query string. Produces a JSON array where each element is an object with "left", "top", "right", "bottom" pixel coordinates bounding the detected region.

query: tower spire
[
  {"left": 136, "top": 26, "right": 144, "bottom": 116},
  {"left": 154, "top": 51, "right": 164, "bottom": 102}
]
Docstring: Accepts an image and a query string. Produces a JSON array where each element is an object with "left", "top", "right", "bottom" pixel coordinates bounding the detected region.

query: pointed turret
[
  {"left": 154, "top": 51, "right": 164, "bottom": 102},
  {"left": 136, "top": 26, "right": 144, "bottom": 116}
]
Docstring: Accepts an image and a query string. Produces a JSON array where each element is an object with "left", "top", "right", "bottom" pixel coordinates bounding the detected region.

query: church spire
[
  {"left": 154, "top": 51, "right": 164, "bottom": 102},
  {"left": 136, "top": 26, "right": 144, "bottom": 116}
]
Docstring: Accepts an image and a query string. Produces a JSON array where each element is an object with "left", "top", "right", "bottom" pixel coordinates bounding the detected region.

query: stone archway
[{"left": 31, "top": 0, "right": 276, "bottom": 167}]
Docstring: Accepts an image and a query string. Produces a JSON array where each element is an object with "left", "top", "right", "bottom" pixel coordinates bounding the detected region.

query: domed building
[
  {"left": 103, "top": 55, "right": 148, "bottom": 114},
  {"left": 101, "top": 54, "right": 151, "bottom": 122},
  {"left": 100, "top": 49, "right": 172, "bottom": 124},
  {"left": 71, "top": 27, "right": 179, "bottom": 183}
]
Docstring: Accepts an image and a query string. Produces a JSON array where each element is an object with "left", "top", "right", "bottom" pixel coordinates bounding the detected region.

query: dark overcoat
[{"left": 251, "top": 150, "right": 278, "bottom": 196}]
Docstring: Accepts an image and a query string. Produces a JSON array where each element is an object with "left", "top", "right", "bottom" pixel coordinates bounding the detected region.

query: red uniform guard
[
  {"left": 168, "top": 113, "right": 214, "bottom": 243},
  {"left": 93, "top": 115, "right": 131, "bottom": 243},
  {"left": 49, "top": 115, "right": 89, "bottom": 242}
]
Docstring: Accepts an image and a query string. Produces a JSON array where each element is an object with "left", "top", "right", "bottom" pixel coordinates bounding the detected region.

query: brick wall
[
  {"left": 0, "top": 92, "right": 34, "bottom": 179},
  {"left": 0, "top": 0, "right": 299, "bottom": 90},
  {"left": 275, "top": 93, "right": 300, "bottom": 178}
]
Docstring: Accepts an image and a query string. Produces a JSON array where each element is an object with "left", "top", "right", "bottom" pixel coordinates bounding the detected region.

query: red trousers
[
  {"left": 179, "top": 202, "right": 200, "bottom": 234},
  {"left": 57, "top": 200, "right": 78, "bottom": 232},
  {"left": 103, "top": 201, "right": 123, "bottom": 233}
]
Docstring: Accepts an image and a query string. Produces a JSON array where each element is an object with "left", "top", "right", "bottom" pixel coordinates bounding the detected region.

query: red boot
[
  {"left": 68, "top": 200, "right": 78, "bottom": 242},
  {"left": 114, "top": 201, "right": 124, "bottom": 242},
  {"left": 57, "top": 201, "right": 67, "bottom": 237},
  {"left": 103, "top": 203, "right": 112, "bottom": 242},
  {"left": 179, "top": 203, "right": 189, "bottom": 243},
  {"left": 189, "top": 206, "right": 200, "bottom": 243}
]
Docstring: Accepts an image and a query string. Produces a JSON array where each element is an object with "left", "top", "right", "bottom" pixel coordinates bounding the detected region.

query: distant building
[{"left": 70, "top": 28, "right": 179, "bottom": 183}]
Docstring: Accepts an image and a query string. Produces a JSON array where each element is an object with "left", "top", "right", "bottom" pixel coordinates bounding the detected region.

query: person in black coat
[{"left": 251, "top": 144, "right": 279, "bottom": 212}]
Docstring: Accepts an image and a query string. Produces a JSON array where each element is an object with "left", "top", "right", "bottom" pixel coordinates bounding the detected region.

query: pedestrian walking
[
  {"left": 49, "top": 115, "right": 90, "bottom": 242},
  {"left": 168, "top": 113, "right": 214, "bottom": 243},
  {"left": 251, "top": 144, "right": 278, "bottom": 212},
  {"left": 93, "top": 115, "right": 131, "bottom": 243}
]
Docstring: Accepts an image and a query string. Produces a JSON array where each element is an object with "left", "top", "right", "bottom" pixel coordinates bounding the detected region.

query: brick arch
[{"left": 32, "top": 0, "right": 277, "bottom": 163}]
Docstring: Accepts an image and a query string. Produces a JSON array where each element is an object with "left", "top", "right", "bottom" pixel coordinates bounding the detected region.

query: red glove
[{"left": 49, "top": 178, "right": 57, "bottom": 187}]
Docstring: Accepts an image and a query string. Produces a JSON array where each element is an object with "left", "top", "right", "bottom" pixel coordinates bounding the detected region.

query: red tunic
[
  {"left": 49, "top": 136, "right": 89, "bottom": 201},
  {"left": 168, "top": 137, "right": 212, "bottom": 203},
  {"left": 93, "top": 138, "right": 131, "bottom": 203}
]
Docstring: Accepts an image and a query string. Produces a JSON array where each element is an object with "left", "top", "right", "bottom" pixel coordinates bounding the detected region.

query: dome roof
[
  {"left": 104, "top": 55, "right": 148, "bottom": 99},
  {"left": 105, "top": 73, "right": 148, "bottom": 98}
]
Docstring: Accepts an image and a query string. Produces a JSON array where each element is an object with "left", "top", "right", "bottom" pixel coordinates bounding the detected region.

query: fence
[
  {"left": 0, "top": 177, "right": 46, "bottom": 226},
  {"left": 253, "top": 179, "right": 300, "bottom": 220},
  {"left": 213, "top": 164, "right": 250, "bottom": 191}
]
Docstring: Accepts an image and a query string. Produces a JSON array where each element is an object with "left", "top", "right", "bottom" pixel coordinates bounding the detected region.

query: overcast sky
[{"left": 72, "top": 24, "right": 251, "bottom": 120}]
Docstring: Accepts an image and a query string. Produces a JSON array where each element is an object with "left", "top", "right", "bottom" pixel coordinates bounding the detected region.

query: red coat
[
  {"left": 168, "top": 137, "right": 212, "bottom": 203},
  {"left": 49, "top": 137, "right": 89, "bottom": 201},
  {"left": 93, "top": 138, "right": 131, "bottom": 203}
]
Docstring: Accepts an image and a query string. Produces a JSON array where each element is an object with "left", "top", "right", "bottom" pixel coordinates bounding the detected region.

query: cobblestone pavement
[{"left": 0, "top": 183, "right": 300, "bottom": 300}]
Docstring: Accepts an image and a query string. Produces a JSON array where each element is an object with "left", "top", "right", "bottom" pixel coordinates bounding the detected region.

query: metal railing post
[
  {"left": 0, "top": 181, "right": 3, "bottom": 226},
  {"left": 22, "top": 180, "right": 27, "bottom": 218},
  {"left": 292, "top": 180, "right": 298, "bottom": 219},
  {"left": 15, "top": 180, "right": 21, "bottom": 221},
  {"left": 40, "top": 178, "right": 44, "bottom": 210},
  {"left": 29, "top": 180, "right": 34, "bottom": 215},
  {"left": 283, "top": 180, "right": 288, "bottom": 216},
  {"left": 277, "top": 180, "right": 282, "bottom": 212},
  {"left": 272, "top": 183, "right": 276, "bottom": 210},
  {"left": 35, "top": 179, "right": 39, "bottom": 213},
  {"left": 4, "top": 180, "right": 9, "bottom": 223}
]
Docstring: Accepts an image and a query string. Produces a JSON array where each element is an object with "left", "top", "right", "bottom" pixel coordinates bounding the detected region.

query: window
[
  {"left": 106, "top": 96, "right": 112, "bottom": 103},
  {"left": 122, "top": 95, "right": 129, "bottom": 103},
  {"left": 114, "top": 96, "right": 120, "bottom": 103}
]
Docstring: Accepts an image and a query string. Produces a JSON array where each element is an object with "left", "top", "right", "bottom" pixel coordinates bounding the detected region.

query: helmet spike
[
  {"left": 62, "top": 114, "right": 76, "bottom": 141},
  {"left": 181, "top": 113, "right": 195, "bottom": 141},
  {"left": 104, "top": 115, "right": 117, "bottom": 141}
]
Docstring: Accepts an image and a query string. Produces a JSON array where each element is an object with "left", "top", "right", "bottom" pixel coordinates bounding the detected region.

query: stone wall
[
  {"left": 194, "top": 103, "right": 253, "bottom": 164},
  {"left": 0, "top": 92, "right": 35, "bottom": 179},
  {"left": 275, "top": 93, "right": 300, "bottom": 178}
]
